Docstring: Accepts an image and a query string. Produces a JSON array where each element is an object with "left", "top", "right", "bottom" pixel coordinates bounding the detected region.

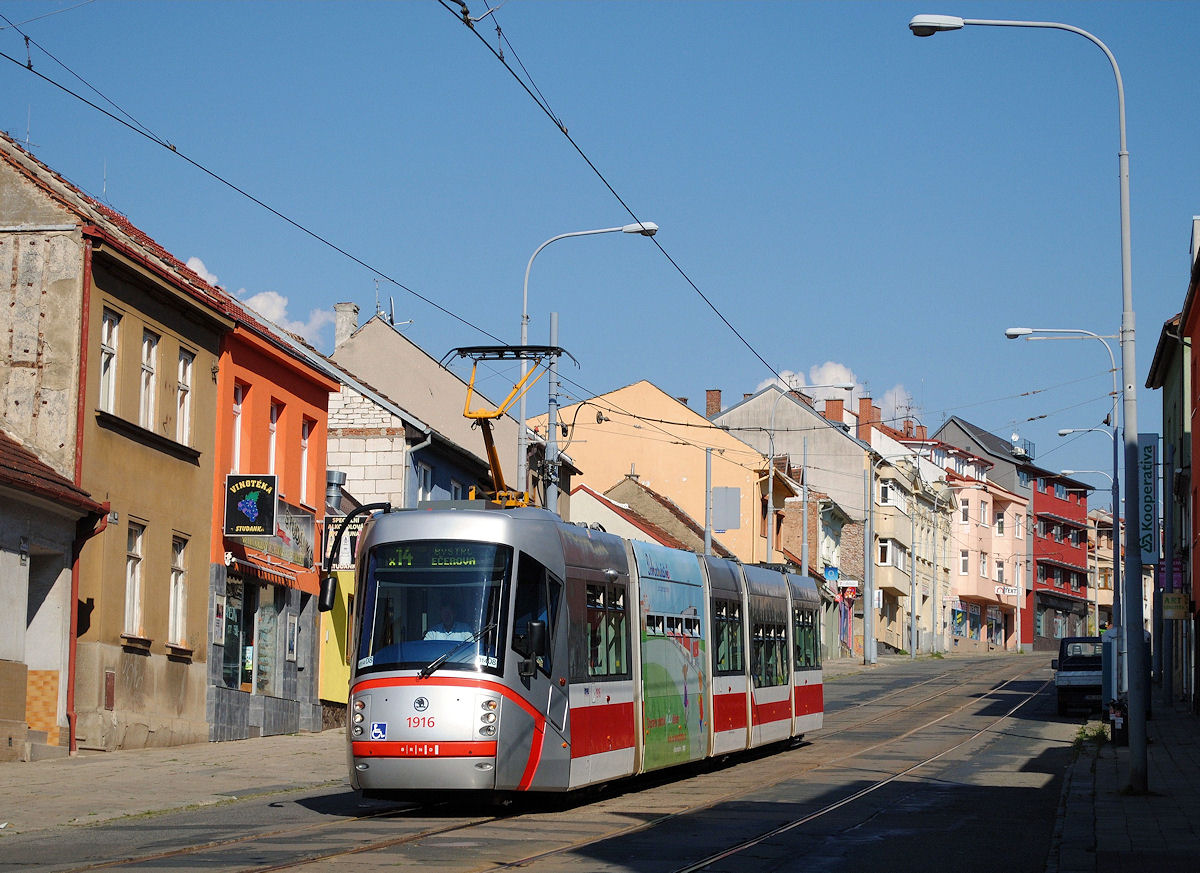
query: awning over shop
[{"left": 227, "top": 555, "right": 318, "bottom": 594}]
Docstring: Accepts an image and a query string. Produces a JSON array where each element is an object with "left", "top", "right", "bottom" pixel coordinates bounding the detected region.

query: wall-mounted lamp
[{"left": 18, "top": 536, "right": 29, "bottom": 566}]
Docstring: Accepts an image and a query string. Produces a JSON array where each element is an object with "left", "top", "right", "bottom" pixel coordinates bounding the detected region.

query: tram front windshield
[{"left": 356, "top": 540, "right": 510, "bottom": 675}]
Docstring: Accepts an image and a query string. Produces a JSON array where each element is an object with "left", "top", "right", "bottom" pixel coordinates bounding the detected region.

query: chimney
[
  {"left": 903, "top": 419, "right": 915, "bottom": 438},
  {"left": 334, "top": 302, "right": 359, "bottom": 351},
  {"left": 916, "top": 424, "right": 927, "bottom": 440},
  {"left": 823, "top": 397, "right": 844, "bottom": 423},
  {"left": 857, "top": 396, "right": 881, "bottom": 442},
  {"left": 706, "top": 389, "right": 722, "bottom": 418},
  {"left": 744, "top": 393, "right": 752, "bottom": 401}
]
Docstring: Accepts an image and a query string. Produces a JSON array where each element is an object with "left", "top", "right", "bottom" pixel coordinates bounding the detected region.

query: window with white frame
[
  {"left": 996, "top": 511, "right": 1005, "bottom": 536},
  {"left": 169, "top": 536, "right": 187, "bottom": 645},
  {"left": 418, "top": 461, "right": 434, "bottom": 502},
  {"left": 878, "top": 539, "right": 906, "bottom": 571},
  {"left": 979, "top": 502, "right": 989, "bottom": 526},
  {"left": 980, "top": 552, "right": 988, "bottom": 578},
  {"left": 125, "top": 522, "right": 145, "bottom": 636},
  {"left": 451, "top": 480, "right": 464, "bottom": 500},
  {"left": 100, "top": 309, "right": 120, "bottom": 413},
  {"left": 879, "top": 479, "right": 902, "bottom": 506},
  {"left": 1015, "top": 513, "right": 1023, "bottom": 539},
  {"left": 960, "top": 500, "right": 969, "bottom": 523},
  {"left": 231, "top": 384, "right": 244, "bottom": 473},
  {"left": 300, "top": 418, "right": 313, "bottom": 503},
  {"left": 139, "top": 330, "right": 159, "bottom": 430},
  {"left": 268, "top": 401, "right": 281, "bottom": 477},
  {"left": 960, "top": 549, "right": 969, "bottom": 575},
  {"left": 176, "top": 350, "right": 194, "bottom": 445},
  {"left": 996, "top": 561, "right": 1005, "bottom": 584}
]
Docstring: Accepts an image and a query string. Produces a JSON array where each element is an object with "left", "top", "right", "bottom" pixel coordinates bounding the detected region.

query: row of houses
[{"left": 0, "top": 128, "right": 1175, "bottom": 761}]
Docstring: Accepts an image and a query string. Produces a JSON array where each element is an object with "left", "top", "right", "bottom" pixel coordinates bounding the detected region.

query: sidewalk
[
  {"left": 1053, "top": 696, "right": 1200, "bottom": 873},
  {"left": 0, "top": 728, "right": 349, "bottom": 836}
]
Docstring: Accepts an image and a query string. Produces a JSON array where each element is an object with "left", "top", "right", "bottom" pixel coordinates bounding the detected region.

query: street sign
[{"left": 995, "top": 585, "right": 1020, "bottom": 597}]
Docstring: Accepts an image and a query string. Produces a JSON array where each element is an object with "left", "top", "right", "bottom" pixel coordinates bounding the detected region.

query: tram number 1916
[{"left": 407, "top": 716, "right": 436, "bottom": 728}]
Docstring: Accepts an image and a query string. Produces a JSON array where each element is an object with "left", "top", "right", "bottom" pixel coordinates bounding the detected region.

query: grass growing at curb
[{"left": 1072, "top": 721, "right": 1109, "bottom": 762}]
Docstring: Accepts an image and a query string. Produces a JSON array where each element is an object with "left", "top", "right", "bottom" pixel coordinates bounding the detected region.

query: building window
[
  {"left": 980, "top": 552, "right": 988, "bottom": 578},
  {"left": 417, "top": 462, "right": 434, "bottom": 502},
  {"left": 100, "top": 308, "right": 120, "bottom": 413},
  {"left": 960, "top": 500, "right": 969, "bottom": 523},
  {"left": 139, "top": 330, "right": 159, "bottom": 430},
  {"left": 125, "top": 522, "right": 145, "bottom": 636},
  {"left": 231, "top": 384, "right": 245, "bottom": 473},
  {"left": 268, "top": 401, "right": 282, "bottom": 476},
  {"left": 879, "top": 539, "right": 906, "bottom": 571},
  {"left": 960, "top": 550, "right": 969, "bottom": 575},
  {"left": 1014, "top": 513, "right": 1023, "bottom": 539},
  {"left": 1018, "top": 470, "right": 1031, "bottom": 487},
  {"left": 451, "top": 480, "right": 464, "bottom": 500},
  {"left": 176, "top": 350, "right": 194, "bottom": 445},
  {"left": 997, "top": 561, "right": 1005, "bottom": 584},
  {"left": 169, "top": 537, "right": 187, "bottom": 645},
  {"left": 996, "top": 512, "right": 1005, "bottom": 536},
  {"left": 300, "top": 418, "right": 313, "bottom": 504},
  {"left": 979, "top": 502, "right": 989, "bottom": 527}
]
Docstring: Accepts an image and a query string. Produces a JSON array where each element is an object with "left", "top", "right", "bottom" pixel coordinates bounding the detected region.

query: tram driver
[{"left": 424, "top": 600, "right": 473, "bottom": 641}]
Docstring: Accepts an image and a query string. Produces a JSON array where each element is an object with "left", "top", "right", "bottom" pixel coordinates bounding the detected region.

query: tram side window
[
  {"left": 712, "top": 600, "right": 744, "bottom": 675},
  {"left": 751, "top": 622, "right": 788, "bottom": 688},
  {"left": 586, "top": 582, "right": 629, "bottom": 678},
  {"left": 513, "top": 554, "right": 562, "bottom": 676},
  {"left": 792, "top": 606, "right": 820, "bottom": 670}
]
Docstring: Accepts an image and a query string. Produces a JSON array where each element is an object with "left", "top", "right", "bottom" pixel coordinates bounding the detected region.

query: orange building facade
[{"left": 208, "top": 323, "right": 338, "bottom": 740}]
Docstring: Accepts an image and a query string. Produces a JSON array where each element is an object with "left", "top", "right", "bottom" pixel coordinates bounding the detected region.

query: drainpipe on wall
[{"left": 67, "top": 236, "right": 95, "bottom": 755}]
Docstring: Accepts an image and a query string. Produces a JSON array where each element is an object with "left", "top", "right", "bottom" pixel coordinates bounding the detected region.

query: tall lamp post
[
  {"left": 1005, "top": 326, "right": 1121, "bottom": 636},
  {"left": 1059, "top": 426, "right": 1122, "bottom": 628},
  {"left": 517, "top": 222, "right": 658, "bottom": 494},
  {"left": 1062, "top": 469, "right": 1114, "bottom": 636},
  {"left": 766, "top": 381, "right": 854, "bottom": 564},
  {"left": 913, "top": 15, "right": 1146, "bottom": 792}
]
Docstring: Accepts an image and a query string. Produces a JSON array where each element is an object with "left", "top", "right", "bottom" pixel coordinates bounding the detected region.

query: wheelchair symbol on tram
[{"left": 370, "top": 722, "right": 387, "bottom": 740}]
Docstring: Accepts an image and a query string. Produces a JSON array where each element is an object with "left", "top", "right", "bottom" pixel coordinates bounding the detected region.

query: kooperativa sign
[
  {"left": 1138, "top": 434, "right": 1158, "bottom": 565},
  {"left": 224, "top": 475, "right": 279, "bottom": 538}
]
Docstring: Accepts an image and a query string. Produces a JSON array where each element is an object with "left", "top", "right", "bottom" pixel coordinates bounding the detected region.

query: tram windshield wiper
[{"left": 418, "top": 622, "right": 497, "bottom": 679}]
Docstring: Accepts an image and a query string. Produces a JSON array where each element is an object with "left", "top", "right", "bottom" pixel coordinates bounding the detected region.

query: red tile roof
[{"left": 0, "top": 429, "right": 104, "bottom": 515}]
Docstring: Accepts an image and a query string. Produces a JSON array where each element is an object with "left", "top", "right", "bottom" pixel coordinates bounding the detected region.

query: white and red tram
[{"left": 332, "top": 503, "right": 823, "bottom": 798}]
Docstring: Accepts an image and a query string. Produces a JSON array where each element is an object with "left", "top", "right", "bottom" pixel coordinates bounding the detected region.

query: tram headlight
[
  {"left": 352, "top": 725, "right": 363, "bottom": 736},
  {"left": 480, "top": 711, "right": 497, "bottom": 725},
  {"left": 481, "top": 699, "right": 498, "bottom": 712},
  {"left": 353, "top": 712, "right": 364, "bottom": 724},
  {"left": 480, "top": 724, "right": 496, "bottom": 737},
  {"left": 354, "top": 699, "right": 365, "bottom": 711}
]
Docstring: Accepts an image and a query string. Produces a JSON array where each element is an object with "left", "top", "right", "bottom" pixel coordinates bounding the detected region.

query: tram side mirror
[
  {"left": 318, "top": 574, "right": 337, "bottom": 612},
  {"left": 518, "top": 620, "right": 548, "bottom": 678}
]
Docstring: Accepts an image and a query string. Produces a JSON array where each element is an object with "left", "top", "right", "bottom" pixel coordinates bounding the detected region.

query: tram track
[{"left": 43, "top": 658, "right": 1046, "bottom": 873}]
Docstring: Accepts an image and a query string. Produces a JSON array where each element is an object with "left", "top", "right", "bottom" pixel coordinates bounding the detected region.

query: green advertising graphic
[{"left": 632, "top": 541, "right": 708, "bottom": 771}]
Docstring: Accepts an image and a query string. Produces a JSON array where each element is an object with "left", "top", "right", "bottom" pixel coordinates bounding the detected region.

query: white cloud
[
  {"left": 185, "top": 256, "right": 219, "bottom": 286},
  {"left": 240, "top": 290, "right": 336, "bottom": 348},
  {"left": 881, "top": 384, "right": 914, "bottom": 424},
  {"left": 756, "top": 361, "right": 860, "bottom": 403}
]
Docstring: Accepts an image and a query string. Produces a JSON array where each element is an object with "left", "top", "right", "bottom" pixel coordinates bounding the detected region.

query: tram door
[{"left": 512, "top": 553, "right": 566, "bottom": 730}]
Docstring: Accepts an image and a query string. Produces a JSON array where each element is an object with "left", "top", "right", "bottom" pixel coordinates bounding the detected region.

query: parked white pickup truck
[{"left": 1051, "top": 636, "right": 1104, "bottom": 716}]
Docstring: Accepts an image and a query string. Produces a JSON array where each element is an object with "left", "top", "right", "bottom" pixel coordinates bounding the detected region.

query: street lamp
[
  {"left": 1005, "top": 326, "right": 1122, "bottom": 627},
  {"left": 911, "top": 12, "right": 1146, "bottom": 792},
  {"left": 765, "top": 381, "right": 854, "bottom": 565},
  {"left": 1062, "top": 470, "right": 1113, "bottom": 636},
  {"left": 517, "top": 222, "right": 659, "bottom": 493}
]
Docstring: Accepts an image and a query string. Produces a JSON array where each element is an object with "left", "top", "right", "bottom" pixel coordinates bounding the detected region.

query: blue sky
[{"left": 3, "top": 1, "right": 1197, "bottom": 510}]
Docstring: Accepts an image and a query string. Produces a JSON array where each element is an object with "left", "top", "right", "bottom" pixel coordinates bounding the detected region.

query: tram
[{"left": 325, "top": 502, "right": 823, "bottom": 798}]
